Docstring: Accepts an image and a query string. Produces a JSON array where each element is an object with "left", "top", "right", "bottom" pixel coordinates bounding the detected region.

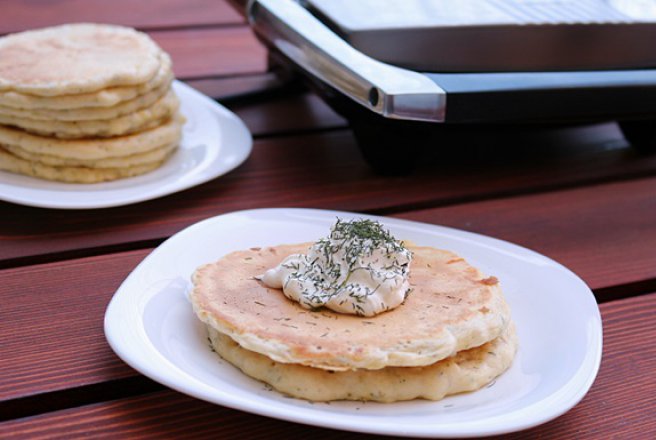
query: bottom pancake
[
  {"left": 208, "top": 323, "right": 517, "bottom": 403},
  {"left": 0, "top": 146, "right": 174, "bottom": 183},
  {"left": 2, "top": 141, "right": 177, "bottom": 168}
]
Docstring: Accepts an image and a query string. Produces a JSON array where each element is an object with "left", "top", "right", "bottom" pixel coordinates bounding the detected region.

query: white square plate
[
  {"left": 105, "top": 208, "right": 602, "bottom": 438},
  {"left": 0, "top": 81, "right": 252, "bottom": 209}
]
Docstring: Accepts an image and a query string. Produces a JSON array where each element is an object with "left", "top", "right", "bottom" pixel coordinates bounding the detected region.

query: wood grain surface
[
  {"left": 150, "top": 27, "right": 266, "bottom": 80},
  {"left": 1, "top": 175, "right": 654, "bottom": 405},
  {"left": 396, "top": 177, "right": 656, "bottom": 299},
  {"left": 1, "top": 136, "right": 655, "bottom": 276},
  {"left": 2, "top": 292, "right": 653, "bottom": 439},
  {"left": 1, "top": 9, "right": 265, "bottom": 82},
  {"left": 0, "top": 250, "right": 148, "bottom": 402},
  {"left": 0, "top": 0, "right": 243, "bottom": 35},
  {"left": 1, "top": 1, "right": 655, "bottom": 438},
  {"left": 186, "top": 74, "right": 296, "bottom": 102}
]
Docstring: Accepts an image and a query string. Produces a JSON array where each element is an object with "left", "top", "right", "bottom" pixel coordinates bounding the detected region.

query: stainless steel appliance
[{"left": 247, "top": 0, "right": 656, "bottom": 172}]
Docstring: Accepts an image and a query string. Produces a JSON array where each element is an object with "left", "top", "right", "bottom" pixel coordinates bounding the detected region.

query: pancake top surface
[
  {"left": 0, "top": 23, "right": 162, "bottom": 96},
  {"left": 192, "top": 243, "right": 511, "bottom": 371},
  {"left": 0, "top": 52, "right": 172, "bottom": 110}
]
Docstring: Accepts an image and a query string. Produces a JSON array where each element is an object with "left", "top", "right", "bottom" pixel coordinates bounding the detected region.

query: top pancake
[
  {"left": 0, "top": 52, "right": 173, "bottom": 111},
  {"left": 191, "top": 243, "right": 511, "bottom": 371},
  {"left": 0, "top": 24, "right": 162, "bottom": 96}
]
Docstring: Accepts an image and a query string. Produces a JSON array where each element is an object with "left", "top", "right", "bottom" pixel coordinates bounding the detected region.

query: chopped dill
[{"left": 272, "top": 218, "right": 413, "bottom": 316}]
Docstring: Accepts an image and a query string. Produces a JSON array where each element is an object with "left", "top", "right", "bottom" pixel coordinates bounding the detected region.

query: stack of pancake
[
  {"left": 0, "top": 23, "right": 184, "bottom": 183},
  {"left": 192, "top": 243, "right": 517, "bottom": 402}
]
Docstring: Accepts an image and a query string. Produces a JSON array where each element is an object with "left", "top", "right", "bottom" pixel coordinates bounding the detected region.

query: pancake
[
  {"left": 0, "top": 53, "right": 172, "bottom": 110},
  {"left": 191, "top": 243, "right": 511, "bottom": 371},
  {"left": 208, "top": 322, "right": 517, "bottom": 402},
  {"left": 2, "top": 141, "right": 178, "bottom": 169},
  {"left": 0, "top": 114, "right": 184, "bottom": 160},
  {"left": 0, "top": 23, "right": 184, "bottom": 184},
  {"left": 0, "top": 78, "right": 170, "bottom": 121},
  {"left": 0, "top": 89, "right": 179, "bottom": 138},
  {"left": 0, "top": 146, "right": 173, "bottom": 183},
  {"left": 0, "top": 24, "right": 162, "bottom": 96}
]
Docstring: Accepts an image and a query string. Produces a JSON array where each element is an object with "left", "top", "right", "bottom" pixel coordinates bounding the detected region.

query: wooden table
[{"left": 1, "top": 1, "right": 655, "bottom": 438}]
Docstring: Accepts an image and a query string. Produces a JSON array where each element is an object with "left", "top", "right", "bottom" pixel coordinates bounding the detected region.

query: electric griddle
[{"left": 247, "top": 0, "right": 656, "bottom": 172}]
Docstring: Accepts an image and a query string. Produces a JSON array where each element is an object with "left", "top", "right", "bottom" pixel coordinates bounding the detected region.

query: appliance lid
[
  {"left": 306, "top": 0, "right": 656, "bottom": 72},
  {"left": 250, "top": 0, "right": 656, "bottom": 124},
  {"left": 249, "top": 0, "right": 447, "bottom": 122}
]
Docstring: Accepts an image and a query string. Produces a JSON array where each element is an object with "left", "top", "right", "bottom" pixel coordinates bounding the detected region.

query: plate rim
[
  {"left": 0, "top": 81, "right": 252, "bottom": 209},
  {"left": 104, "top": 207, "right": 603, "bottom": 438}
]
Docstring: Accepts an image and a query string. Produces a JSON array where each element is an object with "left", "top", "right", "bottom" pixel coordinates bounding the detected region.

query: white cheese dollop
[{"left": 260, "top": 219, "right": 412, "bottom": 317}]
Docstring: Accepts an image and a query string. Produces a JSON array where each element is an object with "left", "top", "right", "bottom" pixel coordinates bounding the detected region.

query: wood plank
[
  {"left": 150, "top": 27, "right": 266, "bottom": 80},
  {"left": 0, "top": 0, "right": 243, "bottom": 35},
  {"left": 1, "top": 126, "right": 655, "bottom": 269},
  {"left": 1, "top": 176, "right": 656, "bottom": 402},
  {"left": 0, "top": 13, "right": 267, "bottom": 82},
  {"left": 186, "top": 74, "right": 288, "bottom": 102},
  {"left": 394, "top": 177, "right": 656, "bottom": 296},
  {"left": 228, "top": 92, "right": 346, "bottom": 136},
  {"left": 185, "top": 81, "right": 347, "bottom": 136},
  {"left": 2, "top": 292, "right": 654, "bottom": 439},
  {"left": 0, "top": 250, "right": 149, "bottom": 402}
]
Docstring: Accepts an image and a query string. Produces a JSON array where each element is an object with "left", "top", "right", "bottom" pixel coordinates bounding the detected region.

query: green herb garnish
[{"left": 285, "top": 218, "right": 411, "bottom": 315}]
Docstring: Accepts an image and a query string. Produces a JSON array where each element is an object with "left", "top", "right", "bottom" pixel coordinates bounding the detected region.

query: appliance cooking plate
[{"left": 307, "top": 0, "right": 656, "bottom": 72}]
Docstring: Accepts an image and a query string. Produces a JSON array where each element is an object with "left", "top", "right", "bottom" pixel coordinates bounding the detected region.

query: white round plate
[
  {"left": 104, "top": 208, "right": 602, "bottom": 438},
  {"left": 0, "top": 81, "right": 252, "bottom": 209}
]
